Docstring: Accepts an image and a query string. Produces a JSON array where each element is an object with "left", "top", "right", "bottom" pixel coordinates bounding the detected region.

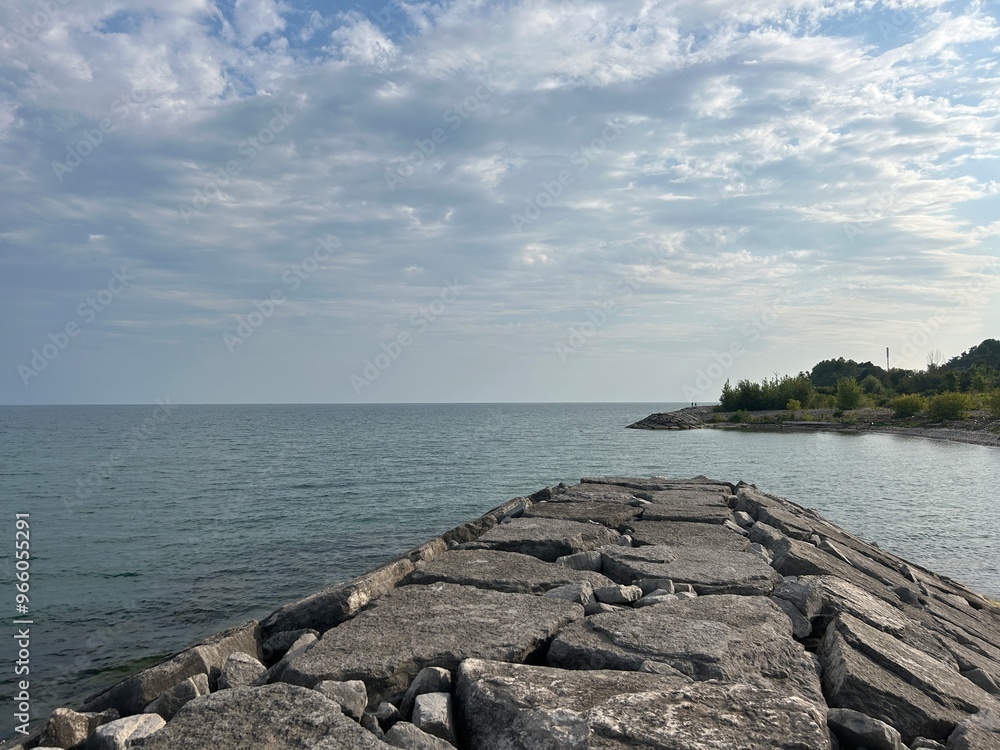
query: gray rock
[
  {"left": 218, "top": 652, "right": 267, "bottom": 690},
  {"left": 83, "top": 620, "right": 260, "bottom": 717},
  {"left": 456, "top": 658, "right": 830, "bottom": 749},
  {"left": 827, "top": 707, "right": 905, "bottom": 750},
  {"left": 818, "top": 538, "right": 852, "bottom": 564},
  {"left": 543, "top": 581, "right": 595, "bottom": 606},
  {"left": 615, "top": 534, "right": 633, "bottom": 546},
  {"left": 734, "top": 510, "right": 755, "bottom": 527},
  {"left": 749, "top": 521, "right": 788, "bottom": 548},
  {"left": 405, "top": 549, "right": 613, "bottom": 594},
  {"left": 674, "top": 591, "right": 697, "bottom": 600},
  {"left": 962, "top": 667, "right": 1000, "bottom": 695},
  {"left": 260, "top": 561, "right": 416, "bottom": 639},
  {"left": 461, "top": 517, "right": 619, "bottom": 562},
  {"left": 412, "top": 693, "right": 455, "bottom": 744},
  {"left": 315, "top": 680, "right": 368, "bottom": 721},
  {"left": 641, "top": 502, "right": 734, "bottom": 524},
  {"left": 913, "top": 739, "right": 948, "bottom": 750},
  {"left": 375, "top": 702, "right": 402, "bottom": 731},
  {"left": 593, "top": 584, "right": 643, "bottom": 605},
  {"left": 280, "top": 583, "right": 583, "bottom": 704},
  {"left": 601, "top": 544, "right": 779, "bottom": 595},
  {"left": 633, "top": 592, "right": 677, "bottom": 608},
  {"left": 128, "top": 684, "right": 391, "bottom": 749},
  {"left": 946, "top": 707, "right": 1000, "bottom": 749},
  {"left": 361, "top": 712, "right": 384, "bottom": 739},
  {"left": 584, "top": 601, "right": 618, "bottom": 616},
  {"left": 673, "top": 582, "right": 695, "bottom": 594},
  {"left": 771, "top": 596, "right": 814, "bottom": 639},
  {"left": 261, "top": 628, "right": 319, "bottom": 662},
  {"left": 399, "top": 667, "right": 452, "bottom": 721},
  {"left": 521, "top": 500, "right": 641, "bottom": 530},
  {"left": 819, "top": 613, "right": 998, "bottom": 745},
  {"left": 554, "top": 550, "right": 603, "bottom": 571},
  {"left": 86, "top": 714, "right": 165, "bottom": 750},
  {"left": 383, "top": 722, "right": 454, "bottom": 750},
  {"left": 549, "top": 594, "right": 824, "bottom": 705},
  {"left": 263, "top": 631, "right": 318, "bottom": 684},
  {"left": 143, "top": 673, "right": 209, "bottom": 720},
  {"left": 629, "top": 519, "right": 748, "bottom": 550},
  {"left": 748, "top": 541, "right": 773, "bottom": 563},
  {"left": 636, "top": 578, "right": 674, "bottom": 595},
  {"left": 40, "top": 707, "right": 118, "bottom": 749}
]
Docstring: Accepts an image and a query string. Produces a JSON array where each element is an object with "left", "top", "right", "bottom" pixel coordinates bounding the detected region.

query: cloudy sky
[{"left": 1, "top": 0, "right": 998, "bottom": 405}]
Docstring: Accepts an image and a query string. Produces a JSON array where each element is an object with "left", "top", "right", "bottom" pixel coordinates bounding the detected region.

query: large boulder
[
  {"left": 405, "top": 549, "right": 614, "bottom": 594},
  {"left": 629, "top": 519, "right": 749, "bottom": 550},
  {"left": 259, "top": 548, "right": 440, "bottom": 639},
  {"left": 82, "top": 620, "right": 260, "bottom": 717},
  {"left": 39, "top": 707, "right": 118, "bottom": 749},
  {"left": 457, "top": 658, "right": 830, "bottom": 749},
  {"left": 522, "top": 501, "right": 641, "bottom": 530},
  {"left": 280, "top": 583, "right": 583, "bottom": 703},
  {"left": 600, "top": 544, "right": 779, "bottom": 595},
  {"left": 129, "top": 683, "right": 391, "bottom": 749},
  {"left": 819, "top": 613, "right": 1000, "bottom": 744},
  {"left": 548, "top": 594, "right": 824, "bottom": 705},
  {"left": 461, "top": 517, "right": 619, "bottom": 562}
]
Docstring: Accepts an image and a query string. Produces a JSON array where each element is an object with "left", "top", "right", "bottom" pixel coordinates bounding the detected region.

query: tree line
[{"left": 718, "top": 338, "right": 1000, "bottom": 421}]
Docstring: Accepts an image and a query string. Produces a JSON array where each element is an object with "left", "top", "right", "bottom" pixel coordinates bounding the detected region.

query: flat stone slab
[
  {"left": 548, "top": 594, "right": 824, "bottom": 705},
  {"left": 406, "top": 550, "right": 614, "bottom": 594},
  {"left": 281, "top": 583, "right": 583, "bottom": 703},
  {"left": 582, "top": 476, "right": 734, "bottom": 493},
  {"left": 522, "top": 501, "right": 641, "bottom": 530},
  {"left": 548, "top": 483, "right": 642, "bottom": 504},
  {"left": 462, "top": 517, "right": 620, "bottom": 562},
  {"left": 130, "top": 683, "right": 391, "bottom": 749},
  {"left": 629, "top": 519, "right": 749, "bottom": 550},
  {"left": 819, "top": 613, "right": 1000, "bottom": 745},
  {"left": 641, "top": 498, "right": 734, "bottom": 524},
  {"left": 457, "top": 658, "right": 831, "bottom": 750},
  {"left": 601, "top": 544, "right": 779, "bottom": 595}
]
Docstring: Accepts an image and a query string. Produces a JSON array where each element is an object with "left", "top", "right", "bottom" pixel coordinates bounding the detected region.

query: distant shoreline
[{"left": 630, "top": 405, "right": 1000, "bottom": 448}]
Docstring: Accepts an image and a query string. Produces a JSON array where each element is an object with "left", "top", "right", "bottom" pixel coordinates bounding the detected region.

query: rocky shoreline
[
  {"left": 4, "top": 476, "right": 999, "bottom": 749},
  {"left": 628, "top": 407, "right": 1000, "bottom": 448}
]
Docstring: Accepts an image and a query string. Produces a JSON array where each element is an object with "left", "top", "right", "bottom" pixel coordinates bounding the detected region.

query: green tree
[
  {"left": 926, "top": 392, "right": 974, "bottom": 421},
  {"left": 835, "top": 377, "right": 863, "bottom": 410},
  {"left": 860, "top": 374, "right": 884, "bottom": 394}
]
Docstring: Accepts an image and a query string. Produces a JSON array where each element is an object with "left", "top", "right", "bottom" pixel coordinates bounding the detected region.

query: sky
[{"left": 1, "top": 0, "right": 998, "bottom": 405}]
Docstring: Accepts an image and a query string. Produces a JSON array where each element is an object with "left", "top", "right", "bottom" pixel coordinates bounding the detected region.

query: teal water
[{"left": 1, "top": 402, "right": 998, "bottom": 736}]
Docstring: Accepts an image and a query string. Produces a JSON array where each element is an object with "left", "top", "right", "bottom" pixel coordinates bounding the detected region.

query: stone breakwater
[{"left": 4, "top": 476, "right": 1000, "bottom": 750}]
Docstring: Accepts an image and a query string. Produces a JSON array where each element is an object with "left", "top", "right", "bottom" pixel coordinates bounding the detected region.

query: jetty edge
[{"left": 5, "top": 477, "right": 999, "bottom": 750}]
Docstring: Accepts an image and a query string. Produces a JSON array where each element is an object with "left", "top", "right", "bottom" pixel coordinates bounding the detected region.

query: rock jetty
[
  {"left": 5, "top": 476, "right": 1000, "bottom": 750},
  {"left": 626, "top": 407, "right": 708, "bottom": 429}
]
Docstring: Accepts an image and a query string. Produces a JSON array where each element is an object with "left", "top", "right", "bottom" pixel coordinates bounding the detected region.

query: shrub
[
  {"left": 889, "top": 394, "right": 926, "bottom": 419},
  {"left": 926, "top": 392, "right": 975, "bottom": 422},
  {"left": 729, "top": 409, "right": 751, "bottom": 423},
  {"left": 986, "top": 390, "right": 1000, "bottom": 417},
  {"left": 835, "top": 377, "right": 863, "bottom": 410},
  {"left": 786, "top": 399, "right": 802, "bottom": 411}
]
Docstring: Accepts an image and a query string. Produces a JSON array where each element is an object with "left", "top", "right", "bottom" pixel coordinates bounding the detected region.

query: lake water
[{"left": 1, "top": 402, "right": 997, "bottom": 737}]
